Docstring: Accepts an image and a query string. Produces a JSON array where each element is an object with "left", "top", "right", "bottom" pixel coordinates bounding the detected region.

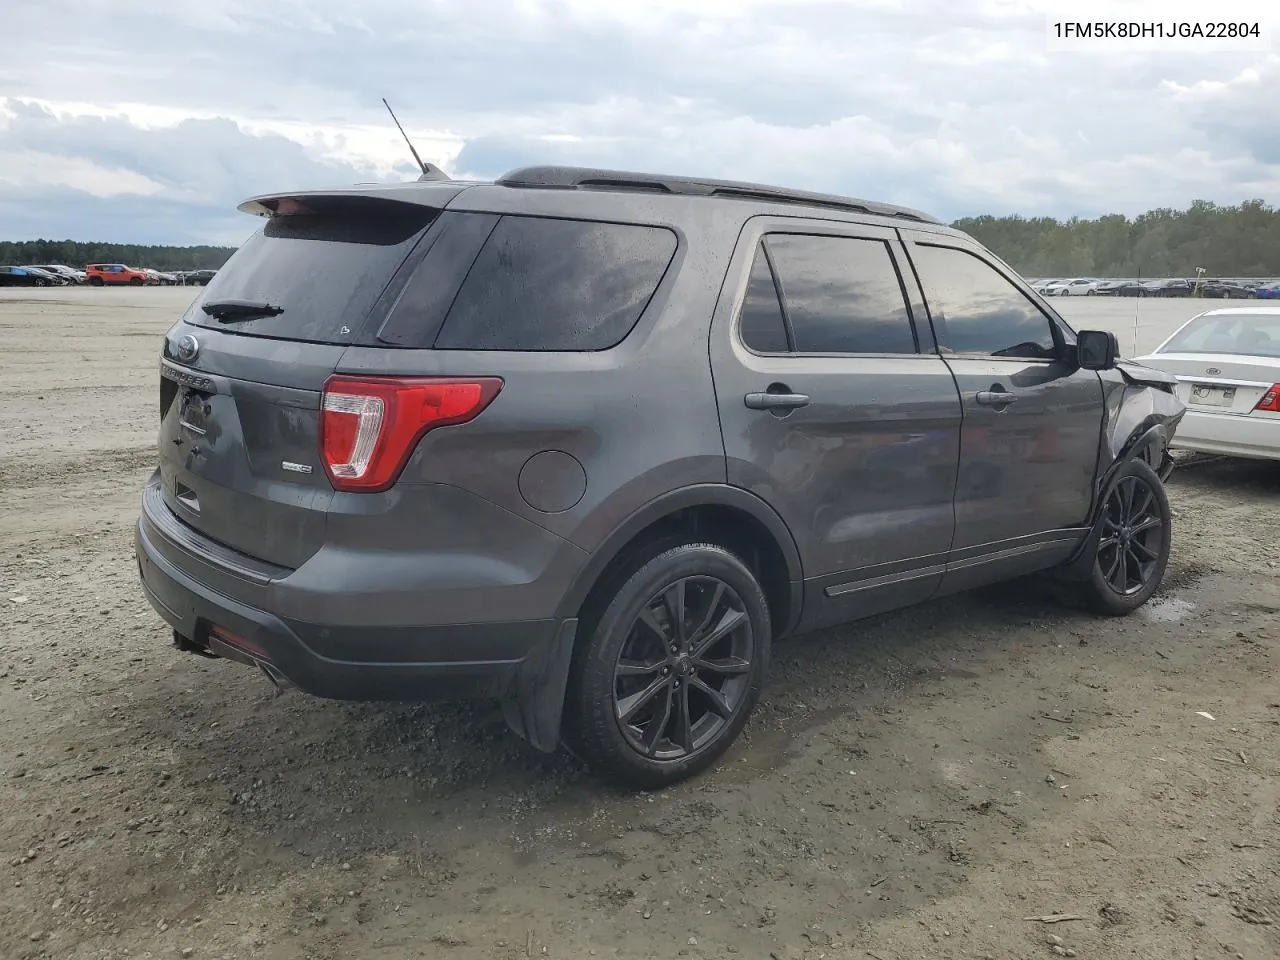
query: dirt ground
[{"left": 2, "top": 288, "right": 1278, "bottom": 960}]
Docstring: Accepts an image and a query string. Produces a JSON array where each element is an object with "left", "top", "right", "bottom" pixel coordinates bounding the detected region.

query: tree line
[
  {"left": 4, "top": 199, "right": 1280, "bottom": 278},
  {"left": 0, "top": 240, "right": 235, "bottom": 272},
  {"left": 954, "top": 200, "right": 1280, "bottom": 279}
]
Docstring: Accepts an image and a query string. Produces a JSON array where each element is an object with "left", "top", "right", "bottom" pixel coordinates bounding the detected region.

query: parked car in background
[
  {"left": 0, "top": 266, "right": 61, "bottom": 286},
  {"left": 86, "top": 263, "right": 152, "bottom": 286},
  {"left": 135, "top": 164, "right": 1186, "bottom": 788},
  {"left": 1253, "top": 282, "right": 1280, "bottom": 300},
  {"left": 1031, "top": 279, "right": 1061, "bottom": 295},
  {"left": 4, "top": 266, "right": 69, "bottom": 286},
  {"left": 1140, "top": 278, "right": 1192, "bottom": 297},
  {"left": 1198, "top": 280, "right": 1255, "bottom": 299},
  {"left": 1048, "top": 278, "right": 1101, "bottom": 296},
  {"left": 180, "top": 269, "right": 218, "bottom": 286},
  {"left": 1131, "top": 307, "right": 1280, "bottom": 461},
  {"left": 144, "top": 269, "right": 179, "bottom": 286},
  {"left": 1093, "top": 280, "right": 1140, "bottom": 296},
  {"left": 28, "top": 264, "right": 86, "bottom": 284},
  {"left": 27, "top": 266, "right": 70, "bottom": 285}
]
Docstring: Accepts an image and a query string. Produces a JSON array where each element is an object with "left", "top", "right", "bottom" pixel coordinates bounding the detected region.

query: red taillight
[
  {"left": 1255, "top": 384, "right": 1280, "bottom": 412},
  {"left": 319, "top": 376, "right": 502, "bottom": 492}
]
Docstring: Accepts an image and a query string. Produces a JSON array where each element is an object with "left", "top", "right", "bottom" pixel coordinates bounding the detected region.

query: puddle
[{"left": 1140, "top": 595, "right": 1198, "bottom": 623}]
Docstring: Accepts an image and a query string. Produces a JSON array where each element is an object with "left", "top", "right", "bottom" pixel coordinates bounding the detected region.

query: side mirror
[{"left": 1077, "top": 329, "right": 1119, "bottom": 370}]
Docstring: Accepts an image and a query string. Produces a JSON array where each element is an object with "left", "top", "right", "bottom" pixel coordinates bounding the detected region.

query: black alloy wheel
[
  {"left": 613, "top": 575, "right": 754, "bottom": 761},
  {"left": 1074, "top": 458, "right": 1171, "bottom": 615},
  {"left": 1097, "top": 474, "right": 1165, "bottom": 596},
  {"left": 565, "top": 542, "right": 771, "bottom": 789}
]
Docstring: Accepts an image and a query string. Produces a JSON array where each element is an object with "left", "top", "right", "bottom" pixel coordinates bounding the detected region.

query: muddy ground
[{"left": 2, "top": 288, "right": 1277, "bottom": 960}]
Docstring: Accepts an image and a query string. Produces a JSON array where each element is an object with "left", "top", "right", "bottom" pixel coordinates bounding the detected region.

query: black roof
[{"left": 495, "top": 165, "right": 941, "bottom": 224}]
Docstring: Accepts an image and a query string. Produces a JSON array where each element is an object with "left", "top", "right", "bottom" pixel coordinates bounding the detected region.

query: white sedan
[
  {"left": 1047, "top": 278, "right": 1100, "bottom": 296},
  {"left": 1131, "top": 307, "right": 1280, "bottom": 461}
]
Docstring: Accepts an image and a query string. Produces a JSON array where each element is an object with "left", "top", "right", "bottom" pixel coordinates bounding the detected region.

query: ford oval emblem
[
  {"left": 1205, "top": 366, "right": 1220, "bottom": 376},
  {"left": 175, "top": 335, "right": 199, "bottom": 362}
]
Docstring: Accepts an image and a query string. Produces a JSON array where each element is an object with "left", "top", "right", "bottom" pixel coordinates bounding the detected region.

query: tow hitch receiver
[{"left": 173, "top": 630, "right": 217, "bottom": 658}]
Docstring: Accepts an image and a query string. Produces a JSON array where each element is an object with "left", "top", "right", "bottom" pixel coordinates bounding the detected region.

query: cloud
[
  {"left": 1163, "top": 58, "right": 1280, "bottom": 166},
  {"left": 0, "top": 103, "right": 396, "bottom": 243},
  {"left": 1, "top": 0, "right": 1277, "bottom": 243}
]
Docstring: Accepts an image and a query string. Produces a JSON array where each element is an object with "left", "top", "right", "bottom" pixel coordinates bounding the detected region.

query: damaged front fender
[
  {"left": 1100, "top": 363, "right": 1186, "bottom": 479},
  {"left": 1055, "top": 366, "right": 1185, "bottom": 581}
]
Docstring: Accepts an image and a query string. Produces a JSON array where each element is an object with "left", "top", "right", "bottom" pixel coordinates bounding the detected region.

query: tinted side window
[
  {"left": 765, "top": 235, "right": 917, "bottom": 354},
  {"left": 911, "top": 244, "right": 1057, "bottom": 359},
  {"left": 434, "top": 217, "right": 677, "bottom": 351},
  {"left": 738, "top": 243, "right": 790, "bottom": 353}
]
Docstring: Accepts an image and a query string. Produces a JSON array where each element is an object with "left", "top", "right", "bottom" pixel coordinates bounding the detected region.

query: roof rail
[{"left": 494, "top": 165, "right": 940, "bottom": 224}]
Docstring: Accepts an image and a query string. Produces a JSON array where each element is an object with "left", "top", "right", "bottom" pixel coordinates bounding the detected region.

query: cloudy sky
[{"left": 1, "top": 0, "right": 1276, "bottom": 245}]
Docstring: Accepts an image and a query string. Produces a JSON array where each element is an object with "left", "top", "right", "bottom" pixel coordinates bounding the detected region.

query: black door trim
[{"left": 820, "top": 527, "right": 1091, "bottom": 597}]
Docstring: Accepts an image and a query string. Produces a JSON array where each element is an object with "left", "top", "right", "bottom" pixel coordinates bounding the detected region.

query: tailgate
[
  {"left": 152, "top": 188, "right": 452, "bottom": 569},
  {"left": 157, "top": 334, "right": 345, "bottom": 570}
]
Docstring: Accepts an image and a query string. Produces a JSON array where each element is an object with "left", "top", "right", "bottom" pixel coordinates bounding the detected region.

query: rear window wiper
[{"left": 201, "top": 299, "right": 285, "bottom": 322}]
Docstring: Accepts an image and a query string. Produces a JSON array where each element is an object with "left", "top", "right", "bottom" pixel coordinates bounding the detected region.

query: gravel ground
[{"left": 2, "top": 288, "right": 1278, "bottom": 960}]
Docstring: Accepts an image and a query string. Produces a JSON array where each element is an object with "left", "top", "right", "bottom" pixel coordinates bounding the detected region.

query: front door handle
[
  {"left": 975, "top": 389, "right": 1018, "bottom": 408},
  {"left": 745, "top": 389, "right": 811, "bottom": 411}
]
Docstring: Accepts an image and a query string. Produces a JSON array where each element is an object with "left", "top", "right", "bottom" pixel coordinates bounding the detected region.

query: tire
[
  {"left": 89, "top": 277, "right": 104, "bottom": 286},
  {"left": 564, "top": 542, "right": 771, "bottom": 789},
  {"left": 1072, "top": 459, "right": 1172, "bottom": 616},
  {"left": 130, "top": 277, "right": 144, "bottom": 286}
]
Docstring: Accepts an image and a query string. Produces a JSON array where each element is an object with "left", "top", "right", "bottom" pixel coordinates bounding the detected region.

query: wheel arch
[
  {"left": 1057, "top": 420, "right": 1177, "bottom": 582},
  {"left": 554, "top": 484, "right": 805, "bottom": 640},
  {"left": 506, "top": 485, "right": 804, "bottom": 754}
]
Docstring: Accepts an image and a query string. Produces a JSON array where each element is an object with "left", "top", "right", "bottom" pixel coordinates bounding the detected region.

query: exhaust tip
[{"left": 173, "top": 630, "right": 217, "bottom": 659}]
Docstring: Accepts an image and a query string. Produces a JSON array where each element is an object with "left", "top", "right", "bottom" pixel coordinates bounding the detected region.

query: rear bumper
[
  {"left": 135, "top": 505, "right": 575, "bottom": 705},
  {"left": 1170, "top": 410, "right": 1280, "bottom": 461}
]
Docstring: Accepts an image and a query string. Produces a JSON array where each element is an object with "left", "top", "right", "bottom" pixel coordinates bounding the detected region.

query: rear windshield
[
  {"left": 184, "top": 196, "right": 437, "bottom": 344},
  {"left": 1159, "top": 313, "right": 1280, "bottom": 359}
]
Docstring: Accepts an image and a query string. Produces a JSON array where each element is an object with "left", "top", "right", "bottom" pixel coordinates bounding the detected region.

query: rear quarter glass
[
  {"left": 377, "top": 214, "right": 678, "bottom": 351},
  {"left": 182, "top": 196, "right": 439, "bottom": 345}
]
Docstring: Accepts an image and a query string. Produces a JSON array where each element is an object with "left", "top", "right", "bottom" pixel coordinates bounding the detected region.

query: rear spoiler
[{"left": 236, "top": 182, "right": 469, "bottom": 218}]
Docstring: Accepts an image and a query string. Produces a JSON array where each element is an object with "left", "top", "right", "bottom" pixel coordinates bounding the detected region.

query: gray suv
[{"left": 135, "top": 165, "right": 1185, "bottom": 788}]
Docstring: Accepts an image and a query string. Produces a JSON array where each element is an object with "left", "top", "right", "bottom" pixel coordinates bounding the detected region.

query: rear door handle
[
  {"left": 745, "top": 391, "right": 811, "bottom": 411},
  {"left": 975, "top": 389, "right": 1018, "bottom": 408}
]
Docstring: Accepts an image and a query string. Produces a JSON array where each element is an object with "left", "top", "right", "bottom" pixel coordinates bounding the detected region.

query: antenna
[{"left": 381, "top": 98, "right": 449, "bottom": 181}]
